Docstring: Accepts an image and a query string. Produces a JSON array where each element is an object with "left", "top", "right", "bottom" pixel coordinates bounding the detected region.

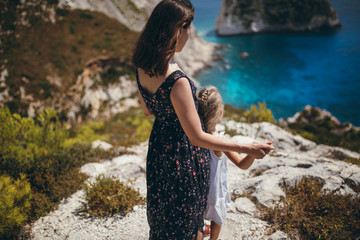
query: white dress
[{"left": 204, "top": 149, "right": 231, "bottom": 225}]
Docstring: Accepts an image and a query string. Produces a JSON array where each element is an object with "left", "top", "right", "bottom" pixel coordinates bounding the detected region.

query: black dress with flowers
[{"left": 136, "top": 69, "right": 210, "bottom": 240}]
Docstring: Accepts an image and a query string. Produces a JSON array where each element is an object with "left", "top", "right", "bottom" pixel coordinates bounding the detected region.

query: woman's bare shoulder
[{"left": 167, "top": 61, "right": 182, "bottom": 75}]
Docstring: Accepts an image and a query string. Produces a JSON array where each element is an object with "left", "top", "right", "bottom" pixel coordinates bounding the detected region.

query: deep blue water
[{"left": 192, "top": 0, "right": 360, "bottom": 126}]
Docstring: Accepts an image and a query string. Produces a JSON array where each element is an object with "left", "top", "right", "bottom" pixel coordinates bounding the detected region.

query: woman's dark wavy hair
[{"left": 132, "top": 0, "right": 194, "bottom": 77}]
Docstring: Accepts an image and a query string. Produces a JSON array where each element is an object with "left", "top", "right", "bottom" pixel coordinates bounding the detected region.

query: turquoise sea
[{"left": 192, "top": 0, "right": 360, "bottom": 126}]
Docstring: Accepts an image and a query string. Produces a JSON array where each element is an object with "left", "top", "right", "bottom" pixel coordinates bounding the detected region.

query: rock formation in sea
[{"left": 216, "top": 0, "right": 341, "bottom": 35}]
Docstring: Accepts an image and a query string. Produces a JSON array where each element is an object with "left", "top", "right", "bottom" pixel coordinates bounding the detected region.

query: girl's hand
[{"left": 246, "top": 143, "right": 274, "bottom": 159}]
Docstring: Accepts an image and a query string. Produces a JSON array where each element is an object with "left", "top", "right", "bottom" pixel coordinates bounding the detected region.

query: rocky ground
[{"left": 28, "top": 122, "right": 360, "bottom": 240}]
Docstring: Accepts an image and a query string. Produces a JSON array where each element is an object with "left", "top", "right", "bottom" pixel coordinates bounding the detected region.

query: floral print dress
[{"left": 136, "top": 69, "right": 210, "bottom": 240}]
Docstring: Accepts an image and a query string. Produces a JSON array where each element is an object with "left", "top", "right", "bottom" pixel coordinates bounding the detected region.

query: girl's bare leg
[
  {"left": 197, "top": 229, "right": 204, "bottom": 240},
  {"left": 209, "top": 221, "right": 221, "bottom": 240}
]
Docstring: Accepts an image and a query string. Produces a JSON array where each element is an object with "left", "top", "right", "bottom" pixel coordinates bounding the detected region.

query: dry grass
[{"left": 261, "top": 177, "right": 360, "bottom": 240}]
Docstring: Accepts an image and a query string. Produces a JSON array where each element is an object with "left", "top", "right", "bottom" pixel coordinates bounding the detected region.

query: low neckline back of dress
[{"left": 137, "top": 69, "right": 182, "bottom": 98}]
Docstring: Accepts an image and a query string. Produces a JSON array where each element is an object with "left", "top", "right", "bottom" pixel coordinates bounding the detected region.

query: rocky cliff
[
  {"left": 57, "top": 0, "right": 218, "bottom": 121},
  {"left": 216, "top": 0, "right": 341, "bottom": 35},
  {"left": 0, "top": 0, "right": 217, "bottom": 125},
  {"left": 58, "top": 0, "right": 218, "bottom": 77},
  {"left": 58, "top": 0, "right": 156, "bottom": 32},
  {"left": 28, "top": 121, "right": 360, "bottom": 239},
  {"left": 0, "top": 1, "right": 141, "bottom": 125}
]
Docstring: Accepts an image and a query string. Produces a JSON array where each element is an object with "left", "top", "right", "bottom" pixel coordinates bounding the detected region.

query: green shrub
[
  {"left": 223, "top": 104, "right": 246, "bottom": 122},
  {"left": 28, "top": 143, "right": 117, "bottom": 220},
  {"left": 261, "top": 177, "right": 360, "bottom": 240},
  {"left": 100, "top": 67, "right": 121, "bottom": 85},
  {"left": 65, "top": 121, "right": 108, "bottom": 147},
  {"left": 237, "top": 0, "right": 253, "bottom": 8},
  {"left": 0, "top": 105, "right": 117, "bottom": 214},
  {"left": 66, "top": 107, "right": 152, "bottom": 149},
  {"left": 244, "top": 102, "right": 274, "bottom": 123},
  {"left": 0, "top": 174, "right": 32, "bottom": 240},
  {"left": 0, "top": 107, "right": 67, "bottom": 178},
  {"left": 79, "top": 11, "right": 94, "bottom": 20},
  {"left": 0, "top": 106, "right": 122, "bottom": 239},
  {"left": 79, "top": 175, "right": 145, "bottom": 218},
  {"left": 102, "top": 107, "right": 153, "bottom": 147},
  {"left": 263, "top": 0, "right": 335, "bottom": 26}
]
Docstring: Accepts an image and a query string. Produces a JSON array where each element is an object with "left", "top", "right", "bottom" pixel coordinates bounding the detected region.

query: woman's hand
[
  {"left": 245, "top": 143, "right": 274, "bottom": 159},
  {"left": 262, "top": 142, "right": 273, "bottom": 155}
]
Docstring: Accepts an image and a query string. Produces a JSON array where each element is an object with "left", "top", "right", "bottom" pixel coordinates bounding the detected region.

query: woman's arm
[
  {"left": 138, "top": 88, "right": 153, "bottom": 116},
  {"left": 170, "top": 78, "right": 274, "bottom": 159},
  {"left": 225, "top": 142, "right": 272, "bottom": 169},
  {"left": 224, "top": 151, "right": 255, "bottom": 170}
]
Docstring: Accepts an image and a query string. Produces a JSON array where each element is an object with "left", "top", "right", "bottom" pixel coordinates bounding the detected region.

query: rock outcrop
[
  {"left": 216, "top": 0, "right": 341, "bottom": 35},
  {"left": 29, "top": 122, "right": 360, "bottom": 240},
  {"left": 280, "top": 105, "right": 359, "bottom": 132},
  {"left": 65, "top": 57, "right": 139, "bottom": 124},
  {"left": 58, "top": 0, "right": 154, "bottom": 32},
  {"left": 1, "top": 0, "right": 218, "bottom": 125},
  {"left": 278, "top": 105, "right": 360, "bottom": 153}
]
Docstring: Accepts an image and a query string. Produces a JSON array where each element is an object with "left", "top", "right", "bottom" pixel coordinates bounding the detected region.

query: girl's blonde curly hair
[{"left": 197, "top": 86, "right": 224, "bottom": 133}]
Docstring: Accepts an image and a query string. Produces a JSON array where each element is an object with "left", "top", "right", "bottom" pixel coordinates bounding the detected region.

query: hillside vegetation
[
  {"left": 0, "top": 105, "right": 153, "bottom": 239},
  {"left": 1, "top": 0, "right": 138, "bottom": 117},
  {"left": 227, "top": 0, "right": 337, "bottom": 25}
]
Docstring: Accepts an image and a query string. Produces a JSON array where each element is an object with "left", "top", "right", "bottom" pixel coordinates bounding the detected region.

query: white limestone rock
[
  {"left": 91, "top": 140, "right": 113, "bottom": 151},
  {"left": 232, "top": 197, "right": 258, "bottom": 216},
  {"left": 30, "top": 121, "right": 360, "bottom": 240},
  {"left": 266, "top": 230, "right": 289, "bottom": 240}
]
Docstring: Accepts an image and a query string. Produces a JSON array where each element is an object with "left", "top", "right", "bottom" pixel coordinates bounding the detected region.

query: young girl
[
  {"left": 198, "top": 86, "right": 269, "bottom": 240},
  {"left": 132, "top": 1, "right": 274, "bottom": 239}
]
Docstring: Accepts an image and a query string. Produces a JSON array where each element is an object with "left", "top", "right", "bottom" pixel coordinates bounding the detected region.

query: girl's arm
[
  {"left": 171, "top": 78, "right": 274, "bottom": 159},
  {"left": 224, "top": 151, "right": 255, "bottom": 170},
  {"left": 138, "top": 88, "right": 153, "bottom": 116},
  {"left": 225, "top": 142, "right": 272, "bottom": 169}
]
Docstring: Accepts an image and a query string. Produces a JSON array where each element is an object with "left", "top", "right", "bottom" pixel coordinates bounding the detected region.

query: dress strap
[
  {"left": 136, "top": 68, "right": 189, "bottom": 97},
  {"left": 136, "top": 68, "right": 155, "bottom": 100},
  {"left": 166, "top": 70, "right": 188, "bottom": 88}
]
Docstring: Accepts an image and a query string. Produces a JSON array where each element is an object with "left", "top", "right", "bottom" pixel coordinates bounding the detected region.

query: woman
[{"left": 132, "top": 1, "right": 274, "bottom": 239}]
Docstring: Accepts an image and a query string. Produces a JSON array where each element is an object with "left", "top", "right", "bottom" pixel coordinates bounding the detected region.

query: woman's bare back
[{"left": 137, "top": 62, "right": 181, "bottom": 95}]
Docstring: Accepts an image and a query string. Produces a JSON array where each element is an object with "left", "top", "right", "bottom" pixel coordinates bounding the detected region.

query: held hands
[{"left": 246, "top": 142, "right": 274, "bottom": 159}]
